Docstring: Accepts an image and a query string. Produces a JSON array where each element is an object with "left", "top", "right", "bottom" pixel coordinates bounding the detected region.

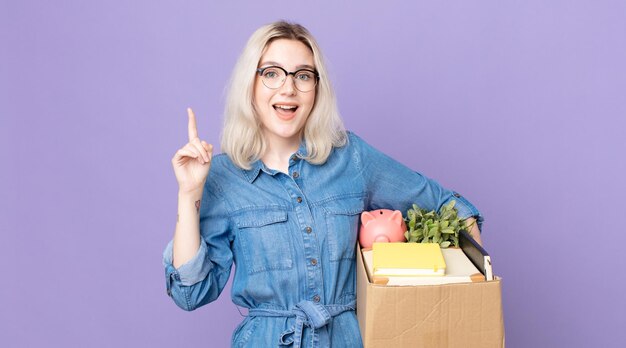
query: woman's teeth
[{"left": 274, "top": 105, "right": 297, "bottom": 111}]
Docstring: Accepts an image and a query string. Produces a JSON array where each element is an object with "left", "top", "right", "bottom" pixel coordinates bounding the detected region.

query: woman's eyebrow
[
  {"left": 296, "top": 64, "right": 316, "bottom": 70},
  {"left": 259, "top": 61, "right": 315, "bottom": 70},
  {"left": 259, "top": 60, "right": 281, "bottom": 67}
]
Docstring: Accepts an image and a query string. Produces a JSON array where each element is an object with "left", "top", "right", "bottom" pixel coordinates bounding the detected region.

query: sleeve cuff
[
  {"left": 162, "top": 239, "right": 212, "bottom": 286},
  {"left": 449, "top": 192, "right": 484, "bottom": 231}
]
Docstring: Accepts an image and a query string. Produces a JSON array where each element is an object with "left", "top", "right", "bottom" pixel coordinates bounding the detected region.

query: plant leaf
[{"left": 447, "top": 200, "right": 456, "bottom": 209}]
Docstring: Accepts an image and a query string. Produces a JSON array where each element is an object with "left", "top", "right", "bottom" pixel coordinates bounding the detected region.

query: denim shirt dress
[{"left": 163, "top": 132, "right": 482, "bottom": 347}]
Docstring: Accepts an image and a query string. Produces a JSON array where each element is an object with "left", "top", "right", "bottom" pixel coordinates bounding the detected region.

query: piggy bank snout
[{"left": 374, "top": 235, "right": 391, "bottom": 243}]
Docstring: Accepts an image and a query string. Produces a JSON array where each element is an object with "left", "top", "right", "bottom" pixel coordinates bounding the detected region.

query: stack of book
[
  {"left": 372, "top": 242, "right": 447, "bottom": 277},
  {"left": 363, "top": 232, "right": 491, "bottom": 286}
]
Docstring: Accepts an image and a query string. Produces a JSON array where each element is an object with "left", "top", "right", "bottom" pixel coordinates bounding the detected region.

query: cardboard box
[{"left": 356, "top": 245, "right": 504, "bottom": 348}]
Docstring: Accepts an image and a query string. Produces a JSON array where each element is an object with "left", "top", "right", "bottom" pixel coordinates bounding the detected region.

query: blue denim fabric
[{"left": 163, "top": 132, "right": 482, "bottom": 347}]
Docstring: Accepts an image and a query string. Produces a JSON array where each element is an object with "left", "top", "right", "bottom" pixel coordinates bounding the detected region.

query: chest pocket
[
  {"left": 235, "top": 209, "right": 293, "bottom": 274},
  {"left": 322, "top": 195, "right": 365, "bottom": 261}
]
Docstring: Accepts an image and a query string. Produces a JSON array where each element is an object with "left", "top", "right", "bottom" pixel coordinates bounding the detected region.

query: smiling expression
[{"left": 254, "top": 39, "right": 316, "bottom": 149}]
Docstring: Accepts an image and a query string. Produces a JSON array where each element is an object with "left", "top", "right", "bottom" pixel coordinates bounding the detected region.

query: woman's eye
[
  {"left": 296, "top": 72, "right": 312, "bottom": 81},
  {"left": 264, "top": 71, "right": 278, "bottom": 79}
]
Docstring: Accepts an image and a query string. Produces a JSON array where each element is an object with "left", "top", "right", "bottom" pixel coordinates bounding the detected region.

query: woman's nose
[{"left": 279, "top": 75, "right": 297, "bottom": 95}]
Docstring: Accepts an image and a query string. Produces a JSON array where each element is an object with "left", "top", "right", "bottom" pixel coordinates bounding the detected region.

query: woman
[{"left": 163, "top": 21, "right": 483, "bottom": 347}]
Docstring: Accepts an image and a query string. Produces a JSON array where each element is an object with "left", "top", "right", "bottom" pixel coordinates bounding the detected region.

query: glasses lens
[
  {"left": 294, "top": 70, "right": 317, "bottom": 92},
  {"left": 261, "top": 67, "right": 285, "bottom": 89}
]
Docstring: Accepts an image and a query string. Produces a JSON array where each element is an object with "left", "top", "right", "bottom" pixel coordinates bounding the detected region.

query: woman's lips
[{"left": 273, "top": 105, "right": 298, "bottom": 120}]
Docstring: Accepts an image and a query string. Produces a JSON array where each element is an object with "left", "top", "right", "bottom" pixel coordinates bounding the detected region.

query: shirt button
[
  {"left": 313, "top": 295, "right": 320, "bottom": 303},
  {"left": 454, "top": 192, "right": 461, "bottom": 198},
  {"left": 292, "top": 171, "right": 299, "bottom": 178},
  {"left": 291, "top": 155, "right": 298, "bottom": 161},
  {"left": 296, "top": 197, "right": 302, "bottom": 203},
  {"left": 311, "top": 258, "right": 317, "bottom": 266},
  {"left": 305, "top": 227, "right": 312, "bottom": 233}
]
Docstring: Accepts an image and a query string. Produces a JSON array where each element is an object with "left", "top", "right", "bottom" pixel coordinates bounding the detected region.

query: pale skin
[
  {"left": 171, "top": 40, "right": 482, "bottom": 268},
  {"left": 169, "top": 101, "right": 303, "bottom": 267},
  {"left": 170, "top": 111, "right": 482, "bottom": 269},
  {"left": 170, "top": 109, "right": 482, "bottom": 268},
  {"left": 254, "top": 39, "right": 316, "bottom": 173},
  {"left": 171, "top": 39, "right": 315, "bottom": 267},
  {"left": 171, "top": 108, "right": 212, "bottom": 268}
]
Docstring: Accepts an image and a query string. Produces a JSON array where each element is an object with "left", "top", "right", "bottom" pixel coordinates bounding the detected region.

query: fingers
[
  {"left": 186, "top": 143, "right": 209, "bottom": 164},
  {"left": 173, "top": 142, "right": 211, "bottom": 163},
  {"left": 173, "top": 148, "right": 198, "bottom": 163},
  {"left": 201, "top": 140, "right": 210, "bottom": 152},
  {"left": 178, "top": 107, "right": 212, "bottom": 164},
  {"left": 187, "top": 107, "right": 199, "bottom": 142},
  {"left": 201, "top": 141, "right": 213, "bottom": 158},
  {"left": 190, "top": 139, "right": 210, "bottom": 163}
]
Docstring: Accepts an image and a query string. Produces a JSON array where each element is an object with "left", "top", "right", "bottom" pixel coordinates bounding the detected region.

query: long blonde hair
[{"left": 221, "top": 21, "right": 347, "bottom": 169}]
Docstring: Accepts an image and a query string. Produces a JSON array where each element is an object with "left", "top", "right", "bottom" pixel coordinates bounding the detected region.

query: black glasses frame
[{"left": 256, "top": 66, "right": 320, "bottom": 92}]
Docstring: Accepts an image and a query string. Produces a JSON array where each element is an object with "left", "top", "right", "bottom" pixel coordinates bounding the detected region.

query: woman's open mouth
[{"left": 273, "top": 104, "right": 299, "bottom": 120}]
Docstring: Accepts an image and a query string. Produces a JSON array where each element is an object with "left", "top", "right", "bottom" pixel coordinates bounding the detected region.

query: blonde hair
[{"left": 221, "top": 21, "right": 347, "bottom": 169}]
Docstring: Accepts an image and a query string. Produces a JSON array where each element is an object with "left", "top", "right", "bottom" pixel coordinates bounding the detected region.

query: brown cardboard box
[{"left": 356, "top": 245, "right": 504, "bottom": 348}]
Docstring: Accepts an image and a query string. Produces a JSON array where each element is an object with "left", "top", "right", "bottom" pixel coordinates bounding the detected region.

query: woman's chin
[{"left": 265, "top": 126, "right": 302, "bottom": 143}]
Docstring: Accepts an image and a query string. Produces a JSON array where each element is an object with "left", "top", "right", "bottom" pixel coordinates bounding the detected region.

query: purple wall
[{"left": 2, "top": 1, "right": 625, "bottom": 347}]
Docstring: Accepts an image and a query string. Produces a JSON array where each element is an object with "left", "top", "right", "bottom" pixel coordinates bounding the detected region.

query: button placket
[{"left": 282, "top": 159, "right": 324, "bottom": 304}]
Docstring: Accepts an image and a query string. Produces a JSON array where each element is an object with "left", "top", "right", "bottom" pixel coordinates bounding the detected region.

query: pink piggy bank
[{"left": 359, "top": 209, "right": 407, "bottom": 248}]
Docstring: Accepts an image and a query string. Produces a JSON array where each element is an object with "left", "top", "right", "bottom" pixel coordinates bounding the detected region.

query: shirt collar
[
  {"left": 241, "top": 139, "right": 309, "bottom": 183},
  {"left": 242, "top": 159, "right": 264, "bottom": 183},
  {"left": 296, "top": 138, "right": 308, "bottom": 158}
]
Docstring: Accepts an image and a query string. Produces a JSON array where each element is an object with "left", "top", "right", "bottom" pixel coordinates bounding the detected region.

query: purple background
[{"left": 2, "top": 1, "right": 625, "bottom": 347}]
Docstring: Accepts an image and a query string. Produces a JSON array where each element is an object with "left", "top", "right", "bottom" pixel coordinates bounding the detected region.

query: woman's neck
[{"left": 261, "top": 136, "right": 301, "bottom": 173}]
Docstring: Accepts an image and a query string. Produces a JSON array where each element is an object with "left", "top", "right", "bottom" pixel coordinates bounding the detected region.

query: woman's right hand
[{"left": 172, "top": 108, "right": 213, "bottom": 193}]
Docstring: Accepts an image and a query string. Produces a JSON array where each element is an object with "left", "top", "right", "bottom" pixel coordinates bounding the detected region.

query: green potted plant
[{"left": 404, "top": 200, "right": 472, "bottom": 248}]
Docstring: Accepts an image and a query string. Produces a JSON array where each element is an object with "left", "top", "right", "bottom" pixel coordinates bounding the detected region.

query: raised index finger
[{"left": 187, "top": 107, "right": 199, "bottom": 141}]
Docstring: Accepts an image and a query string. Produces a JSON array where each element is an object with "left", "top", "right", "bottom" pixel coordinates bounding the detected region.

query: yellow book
[{"left": 373, "top": 242, "right": 446, "bottom": 276}]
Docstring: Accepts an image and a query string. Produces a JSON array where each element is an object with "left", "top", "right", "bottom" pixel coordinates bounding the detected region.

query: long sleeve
[
  {"left": 349, "top": 132, "right": 483, "bottom": 228},
  {"left": 162, "top": 178, "right": 234, "bottom": 311}
]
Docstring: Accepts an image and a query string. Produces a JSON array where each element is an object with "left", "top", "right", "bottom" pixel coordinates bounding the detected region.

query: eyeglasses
[{"left": 256, "top": 66, "right": 319, "bottom": 93}]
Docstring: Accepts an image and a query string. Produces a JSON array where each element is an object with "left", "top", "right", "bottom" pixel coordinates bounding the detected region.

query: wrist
[{"left": 178, "top": 187, "right": 203, "bottom": 200}]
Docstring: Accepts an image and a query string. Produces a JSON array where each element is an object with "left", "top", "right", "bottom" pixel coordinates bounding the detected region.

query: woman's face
[{"left": 254, "top": 39, "right": 316, "bottom": 147}]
